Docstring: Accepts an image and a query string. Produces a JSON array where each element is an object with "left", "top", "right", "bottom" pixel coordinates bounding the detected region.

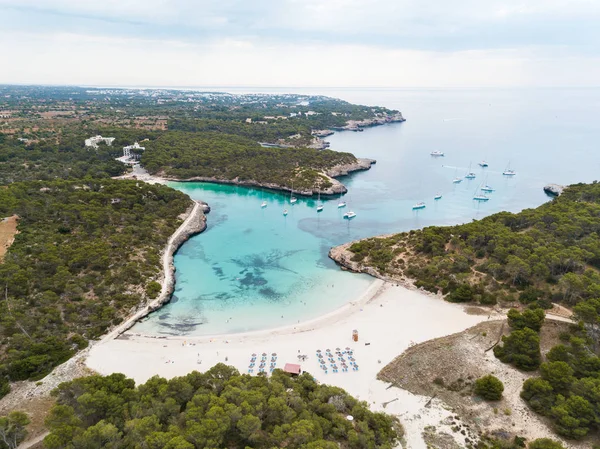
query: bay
[{"left": 134, "top": 87, "right": 600, "bottom": 336}]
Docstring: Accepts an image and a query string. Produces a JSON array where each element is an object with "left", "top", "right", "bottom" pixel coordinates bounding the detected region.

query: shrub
[
  {"left": 474, "top": 375, "right": 504, "bottom": 401},
  {"left": 528, "top": 438, "right": 566, "bottom": 449},
  {"left": 0, "top": 377, "right": 9, "bottom": 399},
  {"left": 146, "top": 281, "right": 162, "bottom": 299},
  {"left": 446, "top": 284, "right": 474, "bottom": 303}
]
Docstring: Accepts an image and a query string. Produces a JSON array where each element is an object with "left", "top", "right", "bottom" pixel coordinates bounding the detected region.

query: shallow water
[{"left": 134, "top": 87, "right": 600, "bottom": 336}]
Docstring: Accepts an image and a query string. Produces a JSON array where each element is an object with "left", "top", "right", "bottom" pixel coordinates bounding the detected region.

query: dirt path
[
  {"left": 0, "top": 215, "right": 18, "bottom": 261},
  {"left": 18, "top": 431, "right": 48, "bottom": 449},
  {"left": 378, "top": 319, "right": 588, "bottom": 448}
]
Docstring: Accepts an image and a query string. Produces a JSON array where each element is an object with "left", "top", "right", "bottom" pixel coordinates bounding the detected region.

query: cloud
[{"left": 0, "top": 0, "right": 598, "bottom": 86}]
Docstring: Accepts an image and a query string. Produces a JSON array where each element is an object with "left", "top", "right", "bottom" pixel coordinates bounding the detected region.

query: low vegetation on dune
[
  {"left": 43, "top": 365, "right": 400, "bottom": 449},
  {"left": 350, "top": 183, "right": 600, "bottom": 442},
  {"left": 141, "top": 131, "right": 357, "bottom": 191},
  {"left": 0, "top": 180, "right": 191, "bottom": 392}
]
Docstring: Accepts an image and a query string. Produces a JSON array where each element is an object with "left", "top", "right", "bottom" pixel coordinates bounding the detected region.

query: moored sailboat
[
  {"left": 316, "top": 190, "right": 324, "bottom": 212},
  {"left": 503, "top": 162, "right": 516, "bottom": 176},
  {"left": 337, "top": 192, "right": 346, "bottom": 208},
  {"left": 465, "top": 162, "right": 476, "bottom": 179}
]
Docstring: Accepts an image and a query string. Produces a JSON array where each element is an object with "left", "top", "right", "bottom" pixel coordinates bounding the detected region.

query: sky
[{"left": 0, "top": 0, "right": 598, "bottom": 88}]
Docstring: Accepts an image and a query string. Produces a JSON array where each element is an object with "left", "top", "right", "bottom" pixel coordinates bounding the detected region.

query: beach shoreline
[{"left": 86, "top": 281, "right": 494, "bottom": 449}]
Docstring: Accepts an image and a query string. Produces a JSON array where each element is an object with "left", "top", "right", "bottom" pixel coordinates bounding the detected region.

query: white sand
[{"left": 86, "top": 280, "right": 489, "bottom": 448}]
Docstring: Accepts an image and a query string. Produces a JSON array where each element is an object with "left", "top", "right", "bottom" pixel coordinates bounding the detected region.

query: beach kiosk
[
  {"left": 283, "top": 363, "right": 302, "bottom": 377},
  {"left": 352, "top": 329, "right": 359, "bottom": 342}
]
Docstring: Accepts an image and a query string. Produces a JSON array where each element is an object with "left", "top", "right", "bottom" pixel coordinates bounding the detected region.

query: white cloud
[
  {"left": 0, "top": 0, "right": 598, "bottom": 86},
  {"left": 2, "top": 30, "right": 598, "bottom": 87}
]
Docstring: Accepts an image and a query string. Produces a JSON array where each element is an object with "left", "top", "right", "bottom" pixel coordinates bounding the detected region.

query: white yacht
[
  {"left": 316, "top": 190, "right": 324, "bottom": 212},
  {"left": 343, "top": 211, "right": 356, "bottom": 219},
  {"left": 430, "top": 150, "right": 444, "bottom": 157},
  {"left": 261, "top": 201, "right": 267, "bottom": 208},
  {"left": 337, "top": 192, "right": 346, "bottom": 208},
  {"left": 503, "top": 162, "right": 516, "bottom": 176},
  {"left": 290, "top": 182, "right": 298, "bottom": 204},
  {"left": 452, "top": 167, "right": 462, "bottom": 183},
  {"left": 283, "top": 209, "right": 288, "bottom": 216},
  {"left": 479, "top": 161, "right": 489, "bottom": 168},
  {"left": 465, "top": 162, "right": 476, "bottom": 179},
  {"left": 434, "top": 193, "right": 442, "bottom": 200},
  {"left": 412, "top": 201, "right": 426, "bottom": 210},
  {"left": 473, "top": 193, "right": 490, "bottom": 201}
]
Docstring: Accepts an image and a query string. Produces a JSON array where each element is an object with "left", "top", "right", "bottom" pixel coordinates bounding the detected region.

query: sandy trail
[{"left": 0, "top": 215, "right": 18, "bottom": 261}]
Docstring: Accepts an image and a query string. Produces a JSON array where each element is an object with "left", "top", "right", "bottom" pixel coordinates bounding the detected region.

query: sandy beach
[{"left": 86, "top": 280, "right": 491, "bottom": 449}]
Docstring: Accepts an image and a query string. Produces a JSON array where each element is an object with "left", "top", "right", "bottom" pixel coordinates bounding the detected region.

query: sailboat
[
  {"left": 481, "top": 177, "right": 494, "bottom": 192},
  {"left": 283, "top": 209, "right": 289, "bottom": 216},
  {"left": 412, "top": 201, "right": 426, "bottom": 210},
  {"left": 473, "top": 183, "right": 490, "bottom": 201},
  {"left": 430, "top": 150, "right": 444, "bottom": 157},
  {"left": 479, "top": 160, "right": 489, "bottom": 168},
  {"left": 434, "top": 193, "right": 442, "bottom": 200},
  {"left": 337, "top": 192, "right": 346, "bottom": 208},
  {"left": 503, "top": 162, "right": 516, "bottom": 176},
  {"left": 452, "top": 167, "right": 462, "bottom": 184},
  {"left": 465, "top": 162, "right": 476, "bottom": 179},
  {"left": 343, "top": 196, "right": 356, "bottom": 218},
  {"left": 316, "top": 190, "right": 324, "bottom": 212},
  {"left": 260, "top": 191, "right": 267, "bottom": 208},
  {"left": 290, "top": 185, "right": 298, "bottom": 204}
]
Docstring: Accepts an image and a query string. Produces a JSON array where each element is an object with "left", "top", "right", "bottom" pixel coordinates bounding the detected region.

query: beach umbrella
[
  {"left": 262, "top": 352, "right": 267, "bottom": 356},
  {"left": 326, "top": 348, "right": 330, "bottom": 352},
  {"left": 272, "top": 352, "right": 277, "bottom": 356},
  {"left": 252, "top": 353, "right": 257, "bottom": 356},
  {"left": 336, "top": 347, "right": 341, "bottom": 351},
  {"left": 345, "top": 347, "right": 351, "bottom": 350}
]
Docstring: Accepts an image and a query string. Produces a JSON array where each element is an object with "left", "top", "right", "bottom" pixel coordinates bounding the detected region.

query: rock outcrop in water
[
  {"left": 329, "top": 241, "right": 390, "bottom": 280},
  {"left": 544, "top": 184, "right": 564, "bottom": 197}
]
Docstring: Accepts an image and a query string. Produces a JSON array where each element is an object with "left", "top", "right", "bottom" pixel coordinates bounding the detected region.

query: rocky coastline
[
  {"left": 119, "top": 200, "right": 208, "bottom": 334},
  {"left": 328, "top": 241, "right": 430, "bottom": 292},
  {"left": 160, "top": 158, "right": 376, "bottom": 196},
  {"left": 544, "top": 183, "right": 564, "bottom": 197},
  {"left": 328, "top": 241, "right": 390, "bottom": 280}
]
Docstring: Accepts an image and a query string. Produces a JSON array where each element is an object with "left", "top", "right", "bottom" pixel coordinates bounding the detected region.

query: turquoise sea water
[{"left": 134, "top": 88, "right": 600, "bottom": 336}]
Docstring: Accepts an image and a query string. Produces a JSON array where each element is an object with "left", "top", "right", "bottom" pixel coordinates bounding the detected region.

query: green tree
[
  {"left": 494, "top": 328, "right": 541, "bottom": 371},
  {"left": 551, "top": 395, "right": 595, "bottom": 439},
  {"left": 540, "top": 362, "right": 575, "bottom": 392},
  {"left": 446, "top": 284, "right": 474, "bottom": 303},
  {"left": 507, "top": 308, "right": 545, "bottom": 332},
  {"left": 521, "top": 378, "right": 555, "bottom": 414},
  {"left": 0, "top": 411, "right": 30, "bottom": 449},
  {"left": 474, "top": 375, "right": 504, "bottom": 401}
]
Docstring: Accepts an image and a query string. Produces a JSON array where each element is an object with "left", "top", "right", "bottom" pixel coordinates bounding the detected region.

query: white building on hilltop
[
  {"left": 123, "top": 142, "right": 145, "bottom": 159},
  {"left": 85, "top": 135, "right": 115, "bottom": 149}
]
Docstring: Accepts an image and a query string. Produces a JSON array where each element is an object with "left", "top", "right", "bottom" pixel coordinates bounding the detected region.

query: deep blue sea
[{"left": 134, "top": 87, "right": 600, "bottom": 336}]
